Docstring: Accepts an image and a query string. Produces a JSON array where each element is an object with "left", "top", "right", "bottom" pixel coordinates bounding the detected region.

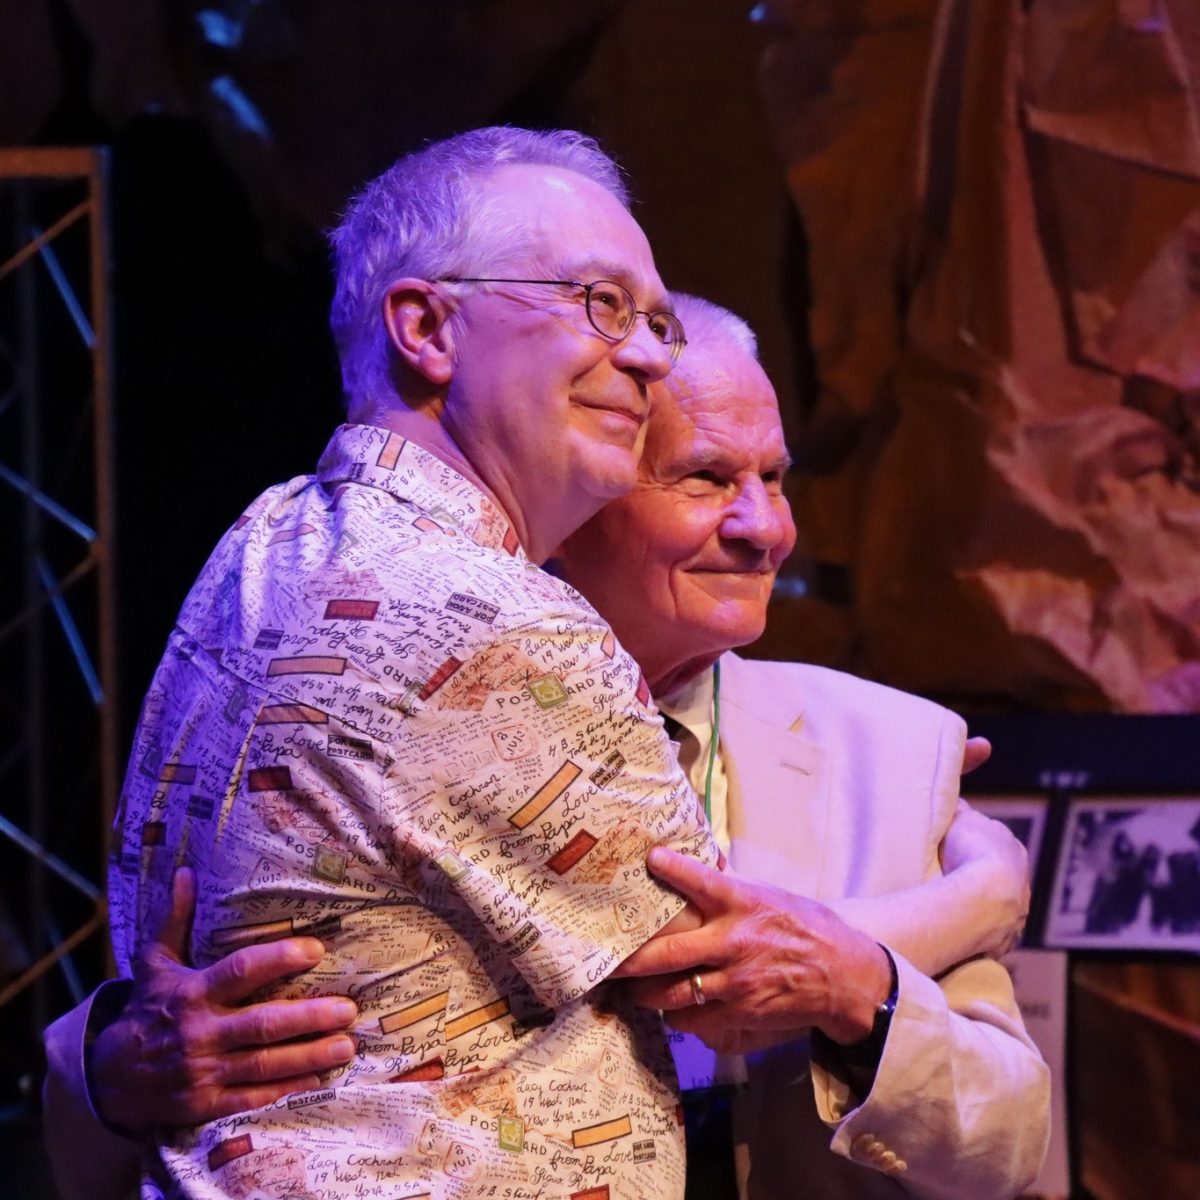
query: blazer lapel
[{"left": 718, "top": 654, "right": 831, "bottom": 896}]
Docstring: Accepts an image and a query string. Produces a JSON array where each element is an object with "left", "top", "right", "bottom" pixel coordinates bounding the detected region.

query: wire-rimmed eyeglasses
[{"left": 439, "top": 277, "right": 687, "bottom": 367}]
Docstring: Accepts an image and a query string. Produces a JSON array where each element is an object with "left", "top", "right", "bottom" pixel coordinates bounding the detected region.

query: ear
[{"left": 382, "top": 279, "right": 456, "bottom": 386}]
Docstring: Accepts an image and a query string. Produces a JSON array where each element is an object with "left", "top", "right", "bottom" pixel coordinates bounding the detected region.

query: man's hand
[
  {"left": 613, "top": 848, "right": 891, "bottom": 1052},
  {"left": 962, "top": 736, "right": 992, "bottom": 775},
  {"left": 91, "top": 869, "right": 357, "bottom": 1132},
  {"left": 940, "top": 799, "right": 1030, "bottom": 957}
]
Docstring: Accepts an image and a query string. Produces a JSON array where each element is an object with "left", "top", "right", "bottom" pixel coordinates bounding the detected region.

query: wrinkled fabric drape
[
  {"left": 22, "top": 0, "right": 1199, "bottom": 710},
  {"left": 763, "top": 0, "right": 1200, "bottom": 712}
]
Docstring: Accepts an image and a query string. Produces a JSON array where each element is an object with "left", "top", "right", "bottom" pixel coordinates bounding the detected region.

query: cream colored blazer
[{"left": 719, "top": 653, "right": 1050, "bottom": 1200}]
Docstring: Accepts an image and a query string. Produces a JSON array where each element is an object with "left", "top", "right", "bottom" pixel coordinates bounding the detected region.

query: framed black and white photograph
[{"left": 1044, "top": 796, "right": 1200, "bottom": 951}]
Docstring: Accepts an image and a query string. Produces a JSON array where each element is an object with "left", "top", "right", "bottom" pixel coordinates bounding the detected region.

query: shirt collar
[
  {"left": 316, "top": 423, "right": 523, "bottom": 558},
  {"left": 657, "top": 666, "right": 715, "bottom": 735}
]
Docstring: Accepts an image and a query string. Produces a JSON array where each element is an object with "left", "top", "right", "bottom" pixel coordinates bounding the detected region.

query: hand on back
[{"left": 92, "top": 869, "right": 358, "bottom": 1132}]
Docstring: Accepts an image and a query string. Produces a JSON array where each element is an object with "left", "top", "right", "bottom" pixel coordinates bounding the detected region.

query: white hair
[
  {"left": 329, "top": 127, "right": 631, "bottom": 407},
  {"left": 669, "top": 292, "right": 759, "bottom": 360}
]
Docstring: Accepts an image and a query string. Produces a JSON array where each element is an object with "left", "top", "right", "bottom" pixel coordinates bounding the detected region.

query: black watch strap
[{"left": 828, "top": 944, "right": 899, "bottom": 1070}]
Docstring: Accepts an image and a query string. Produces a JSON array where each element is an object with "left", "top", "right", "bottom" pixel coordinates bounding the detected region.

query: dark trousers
[{"left": 682, "top": 1089, "right": 739, "bottom": 1200}]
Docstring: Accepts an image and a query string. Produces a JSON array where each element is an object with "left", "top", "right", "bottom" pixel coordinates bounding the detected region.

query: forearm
[
  {"left": 828, "top": 861, "right": 1023, "bottom": 978},
  {"left": 42, "top": 983, "right": 143, "bottom": 1200}
]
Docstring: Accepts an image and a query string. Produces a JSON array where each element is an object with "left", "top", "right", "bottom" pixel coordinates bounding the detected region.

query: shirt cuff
[{"left": 81, "top": 977, "right": 137, "bottom": 1136}]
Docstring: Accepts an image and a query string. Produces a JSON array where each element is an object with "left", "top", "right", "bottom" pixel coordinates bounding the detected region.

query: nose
[
  {"left": 609, "top": 315, "right": 676, "bottom": 384},
  {"left": 721, "top": 478, "right": 797, "bottom": 561}
]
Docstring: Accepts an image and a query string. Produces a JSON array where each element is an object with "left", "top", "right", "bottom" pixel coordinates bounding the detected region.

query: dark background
[{"left": 3, "top": 4, "right": 1199, "bottom": 1198}]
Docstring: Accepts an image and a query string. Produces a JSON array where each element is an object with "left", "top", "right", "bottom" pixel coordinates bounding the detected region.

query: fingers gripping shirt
[{"left": 108, "top": 424, "right": 718, "bottom": 1200}]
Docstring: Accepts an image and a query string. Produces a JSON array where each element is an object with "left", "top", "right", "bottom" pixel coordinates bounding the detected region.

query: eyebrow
[
  {"left": 557, "top": 257, "right": 673, "bottom": 312},
  {"left": 660, "top": 447, "right": 794, "bottom": 476}
]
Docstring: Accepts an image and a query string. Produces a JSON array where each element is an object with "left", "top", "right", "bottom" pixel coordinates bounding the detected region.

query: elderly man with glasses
[
  {"left": 47, "top": 275, "right": 1046, "bottom": 1199},
  {"left": 87, "top": 126, "right": 734, "bottom": 1200}
]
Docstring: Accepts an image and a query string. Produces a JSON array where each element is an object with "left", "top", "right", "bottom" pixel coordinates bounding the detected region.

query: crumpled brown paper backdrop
[
  {"left": 21, "top": 0, "right": 1198, "bottom": 711},
  {"left": 763, "top": 0, "right": 1200, "bottom": 712}
]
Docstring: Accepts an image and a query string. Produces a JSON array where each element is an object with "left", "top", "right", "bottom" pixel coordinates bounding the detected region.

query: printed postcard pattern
[{"left": 110, "top": 425, "right": 718, "bottom": 1200}]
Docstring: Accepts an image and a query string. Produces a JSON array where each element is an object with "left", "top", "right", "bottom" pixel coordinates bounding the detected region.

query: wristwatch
[{"left": 831, "top": 944, "right": 899, "bottom": 1069}]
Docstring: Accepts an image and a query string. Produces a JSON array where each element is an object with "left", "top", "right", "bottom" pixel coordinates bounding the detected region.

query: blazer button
[{"left": 850, "top": 1133, "right": 882, "bottom": 1161}]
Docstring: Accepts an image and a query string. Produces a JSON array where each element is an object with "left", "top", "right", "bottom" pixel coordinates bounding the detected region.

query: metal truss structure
[{"left": 0, "top": 148, "right": 115, "bottom": 1041}]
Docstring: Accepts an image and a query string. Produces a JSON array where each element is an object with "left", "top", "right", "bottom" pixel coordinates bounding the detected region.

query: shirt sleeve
[
  {"left": 375, "top": 608, "right": 719, "bottom": 1008},
  {"left": 810, "top": 703, "right": 1050, "bottom": 1198},
  {"left": 111, "top": 512, "right": 720, "bottom": 1019}
]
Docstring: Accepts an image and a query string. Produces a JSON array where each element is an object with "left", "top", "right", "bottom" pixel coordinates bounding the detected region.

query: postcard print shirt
[{"left": 108, "top": 423, "right": 718, "bottom": 1200}]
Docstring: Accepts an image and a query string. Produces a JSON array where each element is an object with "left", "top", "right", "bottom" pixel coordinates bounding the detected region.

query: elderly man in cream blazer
[
  {"left": 560, "top": 294, "right": 1049, "bottom": 1199},
  {"left": 45, "top": 296, "right": 1047, "bottom": 1200}
]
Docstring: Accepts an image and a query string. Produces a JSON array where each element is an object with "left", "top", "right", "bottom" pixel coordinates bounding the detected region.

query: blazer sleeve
[
  {"left": 42, "top": 982, "right": 142, "bottom": 1200},
  {"left": 812, "top": 953, "right": 1051, "bottom": 1200},
  {"left": 810, "top": 705, "right": 1051, "bottom": 1200}
]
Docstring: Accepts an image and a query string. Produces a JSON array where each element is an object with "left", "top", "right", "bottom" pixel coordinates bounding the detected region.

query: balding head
[{"left": 329, "top": 127, "right": 631, "bottom": 410}]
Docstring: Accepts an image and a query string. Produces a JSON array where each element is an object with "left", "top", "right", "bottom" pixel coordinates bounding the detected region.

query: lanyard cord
[{"left": 702, "top": 658, "right": 721, "bottom": 824}]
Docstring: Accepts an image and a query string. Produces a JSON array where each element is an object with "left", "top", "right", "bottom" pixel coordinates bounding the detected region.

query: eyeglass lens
[{"left": 584, "top": 282, "right": 684, "bottom": 361}]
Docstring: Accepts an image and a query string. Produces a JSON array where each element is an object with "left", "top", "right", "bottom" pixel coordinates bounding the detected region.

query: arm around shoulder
[{"left": 43, "top": 982, "right": 142, "bottom": 1200}]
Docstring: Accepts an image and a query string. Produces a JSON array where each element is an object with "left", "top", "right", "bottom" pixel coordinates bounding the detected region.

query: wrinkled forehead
[
  {"left": 476, "top": 164, "right": 668, "bottom": 306},
  {"left": 643, "top": 346, "right": 787, "bottom": 474}
]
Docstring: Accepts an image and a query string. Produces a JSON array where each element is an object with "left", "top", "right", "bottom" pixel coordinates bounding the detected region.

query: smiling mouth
[
  {"left": 688, "top": 568, "right": 775, "bottom": 595},
  {"left": 692, "top": 565, "right": 774, "bottom": 576},
  {"left": 574, "top": 398, "right": 647, "bottom": 426},
  {"left": 693, "top": 563, "right": 778, "bottom": 588}
]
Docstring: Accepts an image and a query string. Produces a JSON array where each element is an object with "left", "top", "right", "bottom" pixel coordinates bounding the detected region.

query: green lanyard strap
[{"left": 702, "top": 658, "right": 721, "bottom": 825}]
